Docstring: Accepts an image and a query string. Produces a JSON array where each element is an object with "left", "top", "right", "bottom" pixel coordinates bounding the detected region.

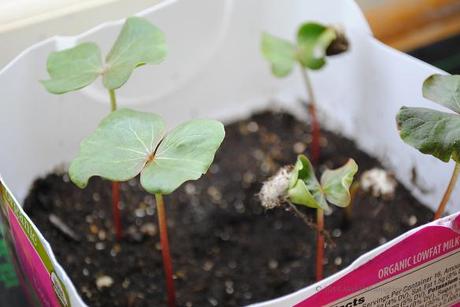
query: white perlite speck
[
  {"left": 259, "top": 167, "right": 291, "bottom": 209},
  {"left": 96, "top": 275, "right": 114, "bottom": 289},
  {"left": 360, "top": 168, "right": 397, "bottom": 200}
]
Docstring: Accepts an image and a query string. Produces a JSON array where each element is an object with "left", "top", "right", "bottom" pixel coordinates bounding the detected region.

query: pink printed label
[
  {"left": 297, "top": 217, "right": 460, "bottom": 307},
  {"left": 8, "top": 207, "right": 61, "bottom": 307}
]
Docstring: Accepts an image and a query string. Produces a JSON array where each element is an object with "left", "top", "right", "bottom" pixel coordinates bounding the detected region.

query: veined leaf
[
  {"left": 69, "top": 109, "right": 225, "bottom": 195},
  {"left": 41, "top": 42, "right": 103, "bottom": 94},
  {"left": 423, "top": 74, "right": 460, "bottom": 113},
  {"left": 141, "top": 119, "right": 225, "bottom": 194},
  {"left": 104, "top": 16, "right": 167, "bottom": 90},
  {"left": 296, "top": 22, "right": 336, "bottom": 70},
  {"left": 397, "top": 106, "right": 460, "bottom": 163},
  {"left": 261, "top": 32, "right": 296, "bottom": 77},
  {"left": 321, "top": 159, "right": 358, "bottom": 207},
  {"left": 69, "top": 108, "right": 165, "bottom": 187}
]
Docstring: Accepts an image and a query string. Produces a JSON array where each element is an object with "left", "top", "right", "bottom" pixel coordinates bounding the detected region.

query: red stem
[
  {"left": 316, "top": 208, "right": 324, "bottom": 281},
  {"left": 155, "top": 193, "right": 176, "bottom": 307},
  {"left": 308, "top": 103, "right": 321, "bottom": 165},
  {"left": 112, "top": 182, "right": 122, "bottom": 241}
]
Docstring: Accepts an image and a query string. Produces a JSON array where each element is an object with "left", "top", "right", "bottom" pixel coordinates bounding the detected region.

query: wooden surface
[{"left": 365, "top": 0, "right": 460, "bottom": 51}]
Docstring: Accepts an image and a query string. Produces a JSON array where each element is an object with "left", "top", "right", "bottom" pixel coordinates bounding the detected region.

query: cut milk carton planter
[{"left": 0, "top": 0, "right": 459, "bottom": 306}]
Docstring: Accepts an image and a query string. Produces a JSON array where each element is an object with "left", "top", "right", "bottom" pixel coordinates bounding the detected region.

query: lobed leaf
[
  {"left": 69, "top": 109, "right": 225, "bottom": 195},
  {"left": 423, "top": 74, "right": 460, "bottom": 114},
  {"left": 104, "top": 16, "right": 167, "bottom": 90},
  {"left": 141, "top": 119, "right": 225, "bottom": 194},
  {"left": 397, "top": 106, "right": 460, "bottom": 163},
  {"left": 41, "top": 42, "right": 103, "bottom": 94},
  {"left": 320, "top": 159, "right": 358, "bottom": 207},
  {"left": 42, "top": 17, "right": 167, "bottom": 94},
  {"left": 296, "top": 22, "right": 336, "bottom": 70},
  {"left": 260, "top": 32, "right": 296, "bottom": 77}
]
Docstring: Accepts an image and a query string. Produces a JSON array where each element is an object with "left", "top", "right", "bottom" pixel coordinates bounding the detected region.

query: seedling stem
[
  {"left": 300, "top": 67, "right": 320, "bottom": 164},
  {"left": 155, "top": 193, "right": 176, "bottom": 307},
  {"left": 316, "top": 208, "right": 324, "bottom": 281},
  {"left": 108, "top": 89, "right": 122, "bottom": 240},
  {"left": 434, "top": 163, "right": 460, "bottom": 220}
]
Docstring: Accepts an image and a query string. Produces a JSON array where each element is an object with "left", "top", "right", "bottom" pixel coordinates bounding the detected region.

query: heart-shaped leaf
[
  {"left": 287, "top": 155, "right": 328, "bottom": 210},
  {"left": 141, "top": 119, "right": 225, "bottom": 194},
  {"left": 103, "top": 16, "right": 167, "bottom": 90},
  {"left": 42, "top": 17, "right": 166, "bottom": 94},
  {"left": 69, "top": 108, "right": 165, "bottom": 187},
  {"left": 261, "top": 32, "right": 296, "bottom": 77},
  {"left": 397, "top": 106, "right": 460, "bottom": 163},
  {"left": 296, "top": 23, "right": 337, "bottom": 70},
  {"left": 69, "top": 108, "right": 225, "bottom": 195},
  {"left": 41, "top": 42, "right": 103, "bottom": 94},
  {"left": 320, "top": 159, "right": 358, "bottom": 207},
  {"left": 287, "top": 155, "right": 358, "bottom": 210},
  {"left": 423, "top": 74, "right": 460, "bottom": 113}
]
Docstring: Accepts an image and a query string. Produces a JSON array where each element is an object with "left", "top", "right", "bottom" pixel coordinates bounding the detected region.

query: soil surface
[{"left": 24, "top": 110, "right": 433, "bottom": 307}]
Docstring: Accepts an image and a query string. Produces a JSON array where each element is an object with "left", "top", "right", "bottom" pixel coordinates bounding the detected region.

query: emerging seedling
[
  {"left": 261, "top": 22, "right": 349, "bottom": 164},
  {"left": 397, "top": 74, "right": 460, "bottom": 220},
  {"left": 41, "top": 16, "right": 167, "bottom": 240},
  {"left": 260, "top": 154, "right": 357, "bottom": 281},
  {"left": 70, "top": 108, "right": 225, "bottom": 306}
]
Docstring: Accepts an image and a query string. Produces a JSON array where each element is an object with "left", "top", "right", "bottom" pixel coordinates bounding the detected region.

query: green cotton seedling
[
  {"left": 261, "top": 22, "right": 349, "bottom": 164},
  {"left": 41, "top": 16, "right": 167, "bottom": 241},
  {"left": 42, "top": 16, "right": 167, "bottom": 93},
  {"left": 69, "top": 108, "right": 224, "bottom": 307},
  {"left": 397, "top": 74, "right": 460, "bottom": 220},
  {"left": 259, "top": 154, "right": 357, "bottom": 281}
]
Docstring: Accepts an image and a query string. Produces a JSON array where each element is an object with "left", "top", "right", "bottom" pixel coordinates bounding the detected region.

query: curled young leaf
[
  {"left": 287, "top": 155, "right": 328, "bottom": 210},
  {"left": 287, "top": 155, "right": 358, "bottom": 210},
  {"left": 296, "top": 23, "right": 337, "bottom": 70},
  {"left": 261, "top": 32, "right": 296, "bottom": 77},
  {"left": 103, "top": 16, "right": 167, "bottom": 90},
  {"left": 320, "top": 159, "right": 358, "bottom": 207},
  {"left": 423, "top": 74, "right": 460, "bottom": 113},
  {"left": 69, "top": 109, "right": 225, "bottom": 195},
  {"left": 41, "top": 42, "right": 103, "bottom": 94},
  {"left": 397, "top": 106, "right": 460, "bottom": 163}
]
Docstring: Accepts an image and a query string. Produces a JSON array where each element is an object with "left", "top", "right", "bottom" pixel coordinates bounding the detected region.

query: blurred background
[
  {"left": 0, "top": 0, "right": 459, "bottom": 305},
  {"left": 0, "top": 0, "right": 460, "bottom": 72}
]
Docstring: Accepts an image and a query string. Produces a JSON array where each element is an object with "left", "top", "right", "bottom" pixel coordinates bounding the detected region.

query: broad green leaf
[
  {"left": 103, "top": 16, "right": 167, "bottom": 89},
  {"left": 423, "top": 74, "right": 460, "bottom": 113},
  {"left": 287, "top": 155, "right": 328, "bottom": 210},
  {"left": 140, "top": 119, "right": 225, "bottom": 194},
  {"left": 69, "top": 108, "right": 165, "bottom": 188},
  {"left": 261, "top": 32, "right": 296, "bottom": 77},
  {"left": 41, "top": 42, "right": 103, "bottom": 94},
  {"left": 296, "top": 22, "right": 336, "bottom": 70},
  {"left": 397, "top": 106, "right": 460, "bottom": 163},
  {"left": 320, "top": 159, "right": 358, "bottom": 207}
]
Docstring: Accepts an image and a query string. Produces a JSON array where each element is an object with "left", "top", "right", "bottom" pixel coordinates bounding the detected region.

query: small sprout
[
  {"left": 41, "top": 16, "right": 167, "bottom": 242},
  {"left": 259, "top": 154, "right": 358, "bottom": 281},
  {"left": 70, "top": 108, "right": 224, "bottom": 307},
  {"left": 261, "top": 23, "right": 349, "bottom": 163},
  {"left": 397, "top": 74, "right": 460, "bottom": 219}
]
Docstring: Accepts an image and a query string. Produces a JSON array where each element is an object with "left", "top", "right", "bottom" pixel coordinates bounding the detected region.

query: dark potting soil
[{"left": 24, "top": 110, "right": 433, "bottom": 307}]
